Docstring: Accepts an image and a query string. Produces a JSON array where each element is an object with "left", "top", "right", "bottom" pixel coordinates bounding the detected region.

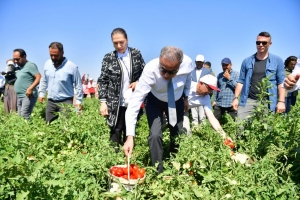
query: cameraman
[{"left": 1, "top": 59, "right": 18, "bottom": 113}]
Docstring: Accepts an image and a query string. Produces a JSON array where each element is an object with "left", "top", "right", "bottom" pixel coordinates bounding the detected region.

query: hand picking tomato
[{"left": 224, "top": 138, "right": 235, "bottom": 149}]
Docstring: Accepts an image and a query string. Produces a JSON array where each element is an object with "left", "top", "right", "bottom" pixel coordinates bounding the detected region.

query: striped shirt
[{"left": 213, "top": 70, "right": 239, "bottom": 107}]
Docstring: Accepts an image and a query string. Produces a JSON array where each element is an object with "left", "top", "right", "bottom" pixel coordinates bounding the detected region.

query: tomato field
[{"left": 1, "top": 91, "right": 300, "bottom": 199}]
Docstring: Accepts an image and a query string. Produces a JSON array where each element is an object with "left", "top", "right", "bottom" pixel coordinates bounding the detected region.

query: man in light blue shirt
[{"left": 38, "top": 42, "right": 83, "bottom": 123}]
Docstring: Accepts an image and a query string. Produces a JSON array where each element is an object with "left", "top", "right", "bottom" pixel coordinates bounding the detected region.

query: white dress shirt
[
  {"left": 126, "top": 54, "right": 193, "bottom": 136},
  {"left": 196, "top": 68, "right": 202, "bottom": 81},
  {"left": 118, "top": 48, "right": 131, "bottom": 106},
  {"left": 288, "top": 56, "right": 300, "bottom": 92}
]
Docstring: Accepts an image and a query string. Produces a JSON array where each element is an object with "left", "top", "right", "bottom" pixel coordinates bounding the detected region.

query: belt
[{"left": 48, "top": 97, "right": 73, "bottom": 103}]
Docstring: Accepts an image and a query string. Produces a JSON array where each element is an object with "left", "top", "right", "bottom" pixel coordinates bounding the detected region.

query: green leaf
[{"left": 16, "top": 190, "right": 29, "bottom": 200}]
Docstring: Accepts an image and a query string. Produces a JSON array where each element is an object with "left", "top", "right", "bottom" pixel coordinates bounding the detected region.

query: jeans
[{"left": 17, "top": 95, "right": 38, "bottom": 120}]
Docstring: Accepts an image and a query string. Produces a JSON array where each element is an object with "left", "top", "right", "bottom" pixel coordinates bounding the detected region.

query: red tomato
[
  {"left": 138, "top": 168, "right": 146, "bottom": 177},
  {"left": 123, "top": 167, "right": 129, "bottom": 175},
  {"left": 224, "top": 139, "right": 235, "bottom": 149},
  {"left": 130, "top": 164, "right": 139, "bottom": 171},
  {"left": 116, "top": 168, "right": 124, "bottom": 177},
  {"left": 130, "top": 174, "right": 137, "bottom": 180},
  {"left": 135, "top": 171, "right": 143, "bottom": 179},
  {"left": 110, "top": 167, "right": 118, "bottom": 176}
]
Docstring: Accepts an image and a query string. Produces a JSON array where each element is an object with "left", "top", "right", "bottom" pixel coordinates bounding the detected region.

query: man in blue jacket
[{"left": 232, "top": 32, "right": 285, "bottom": 120}]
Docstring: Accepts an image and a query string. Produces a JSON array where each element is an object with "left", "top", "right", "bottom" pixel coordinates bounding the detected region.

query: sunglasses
[
  {"left": 256, "top": 41, "right": 268, "bottom": 46},
  {"left": 159, "top": 65, "right": 178, "bottom": 75},
  {"left": 13, "top": 58, "right": 21, "bottom": 61}
]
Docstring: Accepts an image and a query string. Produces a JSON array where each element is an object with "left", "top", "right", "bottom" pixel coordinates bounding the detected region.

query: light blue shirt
[{"left": 38, "top": 58, "right": 83, "bottom": 104}]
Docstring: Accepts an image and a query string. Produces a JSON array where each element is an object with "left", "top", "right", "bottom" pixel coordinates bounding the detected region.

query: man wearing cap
[
  {"left": 123, "top": 46, "right": 193, "bottom": 173},
  {"left": 13, "top": 49, "right": 41, "bottom": 120},
  {"left": 189, "top": 54, "right": 212, "bottom": 127},
  {"left": 188, "top": 74, "right": 231, "bottom": 140},
  {"left": 212, "top": 58, "right": 239, "bottom": 121},
  {"left": 39, "top": 42, "right": 83, "bottom": 123},
  {"left": 232, "top": 32, "right": 285, "bottom": 120}
]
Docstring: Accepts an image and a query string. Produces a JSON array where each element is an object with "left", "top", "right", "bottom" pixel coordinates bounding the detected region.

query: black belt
[{"left": 48, "top": 97, "right": 73, "bottom": 103}]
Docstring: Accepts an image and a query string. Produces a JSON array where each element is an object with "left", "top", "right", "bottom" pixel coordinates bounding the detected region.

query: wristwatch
[{"left": 233, "top": 96, "right": 239, "bottom": 100}]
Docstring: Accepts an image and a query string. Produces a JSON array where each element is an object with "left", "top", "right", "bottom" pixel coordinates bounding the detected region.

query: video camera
[{"left": 1, "top": 64, "right": 20, "bottom": 84}]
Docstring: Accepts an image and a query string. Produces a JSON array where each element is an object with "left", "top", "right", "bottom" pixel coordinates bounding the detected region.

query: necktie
[{"left": 168, "top": 79, "right": 177, "bottom": 126}]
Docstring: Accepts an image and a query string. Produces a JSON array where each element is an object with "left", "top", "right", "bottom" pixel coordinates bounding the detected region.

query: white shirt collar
[{"left": 117, "top": 47, "right": 129, "bottom": 58}]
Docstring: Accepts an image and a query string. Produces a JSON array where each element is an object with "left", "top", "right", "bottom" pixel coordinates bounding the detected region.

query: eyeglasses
[
  {"left": 13, "top": 58, "right": 21, "bottom": 61},
  {"left": 159, "top": 65, "right": 178, "bottom": 75},
  {"left": 256, "top": 41, "right": 268, "bottom": 46}
]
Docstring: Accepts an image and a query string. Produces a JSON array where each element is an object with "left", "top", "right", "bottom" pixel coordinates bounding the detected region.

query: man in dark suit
[{"left": 183, "top": 55, "right": 211, "bottom": 134}]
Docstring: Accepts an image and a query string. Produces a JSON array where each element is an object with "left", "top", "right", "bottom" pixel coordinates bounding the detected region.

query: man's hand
[
  {"left": 100, "top": 102, "right": 108, "bottom": 117},
  {"left": 123, "top": 136, "right": 134, "bottom": 157},
  {"left": 232, "top": 98, "right": 239, "bottom": 110},
  {"left": 284, "top": 74, "right": 300, "bottom": 90},
  {"left": 184, "top": 97, "right": 189, "bottom": 112},
  {"left": 39, "top": 97, "right": 45, "bottom": 103},
  {"left": 276, "top": 101, "right": 285, "bottom": 113},
  {"left": 26, "top": 88, "right": 33, "bottom": 98},
  {"left": 212, "top": 101, "right": 216, "bottom": 107},
  {"left": 129, "top": 82, "right": 138, "bottom": 91},
  {"left": 223, "top": 70, "right": 230, "bottom": 80},
  {"left": 74, "top": 104, "right": 83, "bottom": 111}
]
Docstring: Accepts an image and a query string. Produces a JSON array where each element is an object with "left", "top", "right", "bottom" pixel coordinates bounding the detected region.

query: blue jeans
[
  {"left": 17, "top": 96, "right": 38, "bottom": 120},
  {"left": 285, "top": 96, "right": 297, "bottom": 113}
]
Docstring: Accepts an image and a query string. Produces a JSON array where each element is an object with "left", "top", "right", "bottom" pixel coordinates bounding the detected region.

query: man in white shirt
[
  {"left": 284, "top": 55, "right": 300, "bottom": 91},
  {"left": 123, "top": 46, "right": 193, "bottom": 173}
]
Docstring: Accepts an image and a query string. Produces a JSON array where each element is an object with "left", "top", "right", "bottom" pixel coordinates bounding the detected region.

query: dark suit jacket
[{"left": 191, "top": 67, "right": 211, "bottom": 82}]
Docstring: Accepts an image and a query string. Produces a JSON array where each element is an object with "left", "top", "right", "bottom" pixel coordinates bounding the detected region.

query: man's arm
[
  {"left": 26, "top": 73, "right": 41, "bottom": 98},
  {"left": 231, "top": 83, "right": 243, "bottom": 110},
  {"left": 73, "top": 67, "right": 83, "bottom": 105},
  {"left": 204, "top": 107, "right": 227, "bottom": 139}
]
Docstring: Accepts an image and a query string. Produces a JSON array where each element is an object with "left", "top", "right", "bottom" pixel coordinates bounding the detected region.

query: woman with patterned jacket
[{"left": 97, "top": 28, "right": 145, "bottom": 152}]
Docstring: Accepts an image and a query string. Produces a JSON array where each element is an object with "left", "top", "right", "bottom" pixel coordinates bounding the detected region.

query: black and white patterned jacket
[{"left": 97, "top": 47, "right": 145, "bottom": 128}]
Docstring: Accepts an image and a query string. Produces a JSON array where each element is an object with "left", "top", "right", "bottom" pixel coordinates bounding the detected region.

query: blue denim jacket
[{"left": 237, "top": 53, "right": 285, "bottom": 111}]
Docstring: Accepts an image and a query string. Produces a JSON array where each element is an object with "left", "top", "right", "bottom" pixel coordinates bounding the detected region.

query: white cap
[
  {"left": 6, "top": 60, "right": 14, "bottom": 66},
  {"left": 195, "top": 54, "right": 205, "bottom": 62},
  {"left": 199, "top": 74, "right": 220, "bottom": 92}
]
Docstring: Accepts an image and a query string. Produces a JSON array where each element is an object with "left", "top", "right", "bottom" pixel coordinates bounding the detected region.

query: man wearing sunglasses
[
  {"left": 123, "top": 46, "right": 193, "bottom": 173},
  {"left": 232, "top": 31, "right": 285, "bottom": 121}
]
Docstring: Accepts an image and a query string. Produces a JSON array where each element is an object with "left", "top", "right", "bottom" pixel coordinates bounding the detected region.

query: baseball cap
[
  {"left": 195, "top": 54, "right": 205, "bottom": 62},
  {"left": 221, "top": 58, "right": 231, "bottom": 64},
  {"left": 199, "top": 74, "right": 220, "bottom": 92}
]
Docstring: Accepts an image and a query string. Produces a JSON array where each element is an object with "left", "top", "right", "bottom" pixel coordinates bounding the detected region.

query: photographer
[{"left": 1, "top": 59, "right": 18, "bottom": 113}]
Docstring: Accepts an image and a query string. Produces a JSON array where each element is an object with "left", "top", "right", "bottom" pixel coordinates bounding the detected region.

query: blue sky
[{"left": 1, "top": 0, "right": 299, "bottom": 79}]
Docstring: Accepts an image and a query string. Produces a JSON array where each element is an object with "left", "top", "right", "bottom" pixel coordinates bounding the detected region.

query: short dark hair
[
  {"left": 284, "top": 56, "right": 297, "bottom": 68},
  {"left": 258, "top": 32, "right": 271, "bottom": 40},
  {"left": 111, "top": 28, "right": 128, "bottom": 39},
  {"left": 13, "top": 49, "right": 26, "bottom": 57},
  {"left": 49, "top": 42, "right": 64, "bottom": 52},
  {"left": 204, "top": 61, "right": 211, "bottom": 68}
]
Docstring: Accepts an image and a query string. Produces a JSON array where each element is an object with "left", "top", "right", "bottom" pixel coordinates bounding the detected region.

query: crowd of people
[{"left": 1, "top": 28, "right": 299, "bottom": 173}]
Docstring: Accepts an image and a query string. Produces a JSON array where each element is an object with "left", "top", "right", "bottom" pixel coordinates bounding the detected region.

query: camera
[{"left": 1, "top": 65, "right": 19, "bottom": 84}]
